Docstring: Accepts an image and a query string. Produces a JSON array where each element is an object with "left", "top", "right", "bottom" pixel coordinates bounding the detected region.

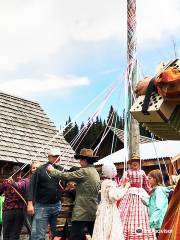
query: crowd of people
[{"left": 0, "top": 147, "right": 179, "bottom": 240}]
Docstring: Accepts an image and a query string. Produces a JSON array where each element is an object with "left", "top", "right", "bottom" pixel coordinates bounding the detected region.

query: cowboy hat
[{"left": 74, "top": 148, "right": 98, "bottom": 162}]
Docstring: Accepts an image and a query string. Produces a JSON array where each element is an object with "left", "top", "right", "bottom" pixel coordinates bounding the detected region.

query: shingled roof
[
  {"left": 110, "top": 127, "right": 154, "bottom": 144},
  {"left": 0, "top": 92, "right": 78, "bottom": 168}
]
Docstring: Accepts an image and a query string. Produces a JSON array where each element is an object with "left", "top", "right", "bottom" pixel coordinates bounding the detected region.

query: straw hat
[
  {"left": 128, "top": 154, "right": 141, "bottom": 163},
  {"left": 74, "top": 148, "right": 98, "bottom": 162}
]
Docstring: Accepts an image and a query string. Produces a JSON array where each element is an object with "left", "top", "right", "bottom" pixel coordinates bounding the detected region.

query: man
[
  {"left": 0, "top": 166, "right": 26, "bottom": 240},
  {"left": 47, "top": 148, "right": 101, "bottom": 240},
  {"left": 27, "top": 148, "right": 63, "bottom": 240}
]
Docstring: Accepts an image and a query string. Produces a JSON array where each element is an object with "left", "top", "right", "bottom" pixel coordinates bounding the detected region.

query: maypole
[
  {"left": 119, "top": 4, "right": 157, "bottom": 240},
  {"left": 127, "top": 0, "right": 140, "bottom": 159}
]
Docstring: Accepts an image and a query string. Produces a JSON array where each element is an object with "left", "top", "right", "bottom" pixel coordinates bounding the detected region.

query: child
[
  {"left": 142, "top": 169, "right": 172, "bottom": 239},
  {"left": 92, "top": 162, "right": 129, "bottom": 240}
]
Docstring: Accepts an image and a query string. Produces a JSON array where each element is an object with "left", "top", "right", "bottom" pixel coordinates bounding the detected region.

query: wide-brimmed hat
[
  {"left": 128, "top": 154, "right": 141, "bottom": 163},
  {"left": 48, "top": 148, "right": 61, "bottom": 156},
  {"left": 74, "top": 148, "right": 98, "bottom": 162}
]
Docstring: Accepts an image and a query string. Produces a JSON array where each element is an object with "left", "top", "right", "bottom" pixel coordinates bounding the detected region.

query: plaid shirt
[
  {"left": 121, "top": 169, "right": 152, "bottom": 193},
  {"left": 0, "top": 178, "right": 29, "bottom": 211}
]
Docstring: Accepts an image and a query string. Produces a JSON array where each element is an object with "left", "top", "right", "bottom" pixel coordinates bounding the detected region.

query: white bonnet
[{"left": 102, "top": 162, "right": 117, "bottom": 179}]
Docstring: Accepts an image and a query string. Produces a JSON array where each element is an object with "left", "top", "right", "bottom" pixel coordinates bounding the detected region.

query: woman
[
  {"left": 118, "top": 155, "right": 156, "bottom": 240},
  {"left": 92, "top": 162, "right": 129, "bottom": 240},
  {"left": 0, "top": 166, "right": 25, "bottom": 240}
]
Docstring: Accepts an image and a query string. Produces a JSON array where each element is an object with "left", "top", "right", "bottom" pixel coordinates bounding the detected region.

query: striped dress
[{"left": 118, "top": 169, "right": 156, "bottom": 240}]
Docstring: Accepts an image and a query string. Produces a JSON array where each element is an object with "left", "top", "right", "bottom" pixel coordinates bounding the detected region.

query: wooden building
[
  {"left": 95, "top": 140, "right": 180, "bottom": 177},
  {"left": 0, "top": 92, "right": 78, "bottom": 179},
  {"left": 91, "top": 127, "right": 152, "bottom": 160}
]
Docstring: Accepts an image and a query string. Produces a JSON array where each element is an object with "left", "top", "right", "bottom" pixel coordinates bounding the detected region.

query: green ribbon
[{"left": 0, "top": 196, "right": 5, "bottom": 224}]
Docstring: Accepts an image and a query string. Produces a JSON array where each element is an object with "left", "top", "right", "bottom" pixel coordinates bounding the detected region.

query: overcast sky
[{"left": 0, "top": 0, "right": 180, "bottom": 127}]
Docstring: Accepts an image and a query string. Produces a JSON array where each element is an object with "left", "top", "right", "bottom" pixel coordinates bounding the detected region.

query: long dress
[
  {"left": 118, "top": 169, "right": 156, "bottom": 240},
  {"left": 92, "top": 179, "right": 127, "bottom": 240}
]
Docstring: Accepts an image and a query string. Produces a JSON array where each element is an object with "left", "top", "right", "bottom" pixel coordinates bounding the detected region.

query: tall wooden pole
[{"left": 127, "top": 0, "right": 140, "bottom": 159}]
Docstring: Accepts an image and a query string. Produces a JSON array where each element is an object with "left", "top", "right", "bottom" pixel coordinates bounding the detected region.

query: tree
[
  {"left": 63, "top": 116, "right": 74, "bottom": 143},
  {"left": 63, "top": 107, "right": 124, "bottom": 152}
]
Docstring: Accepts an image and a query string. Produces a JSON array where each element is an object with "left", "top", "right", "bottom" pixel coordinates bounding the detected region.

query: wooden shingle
[
  {"left": 0, "top": 92, "right": 78, "bottom": 168},
  {"left": 110, "top": 127, "right": 154, "bottom": 144}
]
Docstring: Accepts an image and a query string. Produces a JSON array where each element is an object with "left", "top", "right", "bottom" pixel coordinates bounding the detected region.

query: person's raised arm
[{"left": 47, "top": 165, "right": 85, "bottom": 182}]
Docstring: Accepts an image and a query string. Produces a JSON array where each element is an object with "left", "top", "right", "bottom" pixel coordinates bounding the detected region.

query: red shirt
[{"left": 0, "top": 179, "right": 26, "bottom": 211}]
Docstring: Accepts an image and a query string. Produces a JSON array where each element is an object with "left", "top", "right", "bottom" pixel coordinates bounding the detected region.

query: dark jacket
[{"left": 28, "top": 163, "right": 63, "bottom": 204}]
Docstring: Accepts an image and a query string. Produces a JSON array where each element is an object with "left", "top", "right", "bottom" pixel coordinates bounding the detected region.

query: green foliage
[
  {"left": 63, "top": 117, "right": 79, "bottom": 144},
  {"left": 63, "top": 106, "right": 150, "bottom": 152},
  {"left": 63, "top": 106, "right": 125, "bottom": 151},
  {"left": 63, "top": 106, "right": 151, "bottom": 154}
]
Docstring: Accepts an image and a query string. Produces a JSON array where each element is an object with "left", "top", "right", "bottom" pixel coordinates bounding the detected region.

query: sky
[{"left": 0, "top": 0, "right": 180, "bottom": 129}]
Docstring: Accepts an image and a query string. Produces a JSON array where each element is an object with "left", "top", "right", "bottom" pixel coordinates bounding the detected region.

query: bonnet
[{"left": 102, "top": 162, "right": 117, "bottom": 179}]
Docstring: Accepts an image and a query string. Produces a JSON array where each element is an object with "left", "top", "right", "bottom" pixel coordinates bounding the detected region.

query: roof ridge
[
  {"left": 0, "top": 91, "right": 39, "bottom": 105},
  {"left": 109, "top": 126, "right": 159, "bottom": 143}
]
